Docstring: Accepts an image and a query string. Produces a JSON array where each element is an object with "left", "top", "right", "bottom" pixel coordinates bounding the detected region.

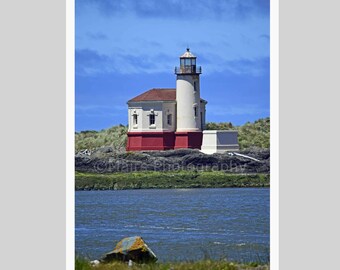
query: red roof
[{"left": 128, "top": 88, "right": 176, "bottom": 102}]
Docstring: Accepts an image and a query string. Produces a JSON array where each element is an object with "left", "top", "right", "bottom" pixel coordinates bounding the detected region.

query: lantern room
[{"left": 175, "top": 48, "right": 201, "bottom": 75}]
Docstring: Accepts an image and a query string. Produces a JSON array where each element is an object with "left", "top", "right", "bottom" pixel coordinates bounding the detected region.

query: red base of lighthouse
[
  {"left": 174, "top": 131, "right": 203, "bottom": 150},
  {"left": 126, "top": 131, "right": 203, "bottom": 151},
  {"left": 126, "top": 132, "right": 175, "bottom": 151}
]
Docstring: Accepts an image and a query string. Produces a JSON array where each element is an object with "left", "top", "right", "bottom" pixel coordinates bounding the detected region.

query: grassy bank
[
  {"left": 75, "top": 258, "right": 269, "bottom": 270},
  {"left": 75, "top": 171, "right": 269, "bottom": 190}
]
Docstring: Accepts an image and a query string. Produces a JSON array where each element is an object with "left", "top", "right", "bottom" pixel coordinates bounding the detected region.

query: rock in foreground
[{"left": 100, "top": 236, "right": 157, "bottom": 264}]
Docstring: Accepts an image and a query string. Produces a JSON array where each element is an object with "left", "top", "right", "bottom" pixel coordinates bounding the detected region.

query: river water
[{"left": 75, "top": 188, "right": 269, "bottom": 263}]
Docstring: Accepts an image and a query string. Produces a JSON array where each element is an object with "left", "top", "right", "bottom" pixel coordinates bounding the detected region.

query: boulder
[{"left": 100, "top": 236, "right": 157, "bottom": 264}]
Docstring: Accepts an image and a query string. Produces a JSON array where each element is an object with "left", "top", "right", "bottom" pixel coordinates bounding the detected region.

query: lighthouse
[
  {"left": 174, "top": 48, "right": 204, "bottom": 149},
  {"left": 125, "top": 48, "right": 212, "bottom": 151},
  {"left": 125, "top": 48, "right": 239, "bottom": 152}
]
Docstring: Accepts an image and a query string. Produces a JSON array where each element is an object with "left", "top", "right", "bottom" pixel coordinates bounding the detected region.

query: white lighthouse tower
[{"left": 174, "top": 48, "right": 204, "bottom": 149}]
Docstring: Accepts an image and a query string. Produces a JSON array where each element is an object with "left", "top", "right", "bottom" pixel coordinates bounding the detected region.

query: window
[
  {"left": 167, "top": 114, "right": 172, "bottom": 126},
  {"left": 194, "top": 81, "right": 197, "bottom": 92},
  {"left": 194, "top": 106, "right": 197, "bottom": 117},
  {"left": 133, "top": 114, "right": 138, "bottom": 125},
  {"left": 149, "top": 114, "right": 155, "bottom": 125}
]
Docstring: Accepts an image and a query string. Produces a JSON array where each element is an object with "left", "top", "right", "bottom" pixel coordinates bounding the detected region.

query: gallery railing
[{"left": 174, "top": 66, "right": 202, "bottom": 75}]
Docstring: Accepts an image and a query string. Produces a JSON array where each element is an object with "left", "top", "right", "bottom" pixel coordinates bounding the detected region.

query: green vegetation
[
  {"left": 75, "top": 125, "right": 128, "bottom": 152},
  {"left": 206, "top": 117, "right": 270, "bottom": 149},
  {"left": 205, "top": 122, "right": 235, "bottom": 130},
  {"left": 75, "top": 257, "right": 269, "bottom": 270},
  {"left": 75, "top": 171, "right": 269, "bottom": 190},
  {"left": 75, "top": 118, "right": 269, "bottom": 152}
]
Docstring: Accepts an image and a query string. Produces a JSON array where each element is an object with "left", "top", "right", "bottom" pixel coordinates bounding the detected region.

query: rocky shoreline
[{"left": 75, "top": 147, "right": 270, "bottom": 174}]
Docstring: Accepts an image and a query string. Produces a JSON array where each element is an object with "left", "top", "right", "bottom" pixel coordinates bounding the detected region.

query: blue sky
[{"left": 75, "top": 0, "right": 270, "bottom": 131}]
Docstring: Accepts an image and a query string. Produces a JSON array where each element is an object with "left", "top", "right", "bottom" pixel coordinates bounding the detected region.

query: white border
[
  {"left": 67, "top": 1, "right": 278, "bottom": 268},
  {"left": 270, "top": 0, "right": 279, "bottom": 269},
  {"left": 66, "top": 0, "right": 75, "bottom": 268}
]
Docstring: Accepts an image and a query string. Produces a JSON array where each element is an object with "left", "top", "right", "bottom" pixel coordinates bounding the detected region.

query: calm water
[{"left": 75, "top": 188, "right": 269, "bottom": 263}]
